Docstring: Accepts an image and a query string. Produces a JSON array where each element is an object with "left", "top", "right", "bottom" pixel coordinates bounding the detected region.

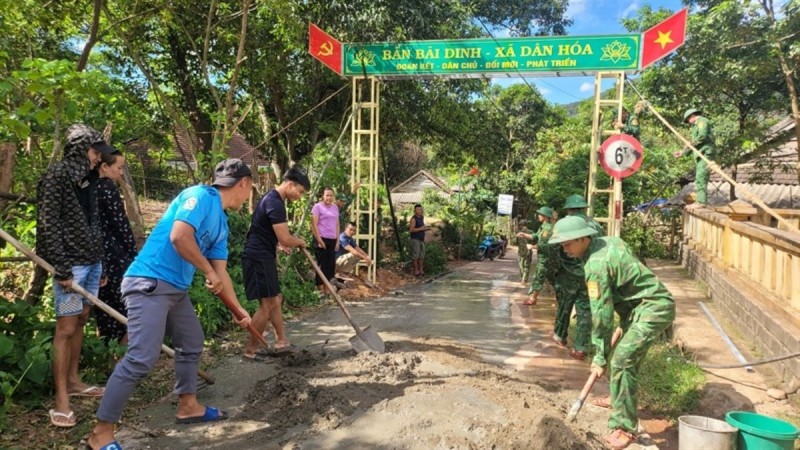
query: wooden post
[
  {"left": 792, "top": 255, "right": 800, "bottom": 310},
  {"left": 722, "top": 221, "right": 733, "bottom": 268},
  {"left": 0, "top": 143, "right": 15, "bottom": 211}
]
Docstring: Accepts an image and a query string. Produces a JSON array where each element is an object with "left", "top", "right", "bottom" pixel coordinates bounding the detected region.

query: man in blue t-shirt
[
  {"left": 336, "top": 222, "right": 373, "bottom": 275},
  {"left": 241, "top": 167, "right": 309, "bottom": 359},
  {"left": 88, "top": 159, "right": 254, "bottom": 450}
]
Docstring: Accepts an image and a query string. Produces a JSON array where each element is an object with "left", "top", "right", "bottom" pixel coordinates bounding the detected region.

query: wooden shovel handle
[
  {"left": 215, "top": 292, "right": 270, "bottom": 350},
  {"left": 300, "top": 247, "right": 365, "bottom": 336},
  {"left": 577, "top": 327, "right": 623, "bottom": 399}
]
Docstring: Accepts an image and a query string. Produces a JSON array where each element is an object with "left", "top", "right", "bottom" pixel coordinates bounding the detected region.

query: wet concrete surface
[
  {"left": 114, "top": 251, "right": 791, "bottom": 450},
  {"left": 113, "top": 250, "right": 617, "bottom": 450},
  {"left": 289, "top": 252, "right": 591, "bottom": 390}
]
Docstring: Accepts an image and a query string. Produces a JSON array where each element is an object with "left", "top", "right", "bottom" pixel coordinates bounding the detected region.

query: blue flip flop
[
  {"left": 86, "top": 441, "right": 123, "bottom": 450},
  {"left": 175, "top": 406, "right": 229, "bottom": 424}
]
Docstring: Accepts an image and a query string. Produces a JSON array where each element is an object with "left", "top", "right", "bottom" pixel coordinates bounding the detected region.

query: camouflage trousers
[
  {"left": 609, "top": 299, "right": 676, "bottom": 433},
  {"left": 552, "top": 274, "right": 591, "bottom": 352},
  {"left": 518, "top": 254, "right": 531, "bottom": 282},
  {"left": 695, "top": 158, "right": 709, "bottom": 204}
]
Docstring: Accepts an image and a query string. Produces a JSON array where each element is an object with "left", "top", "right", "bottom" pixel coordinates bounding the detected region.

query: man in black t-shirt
[{"left": 241, "top": 167, "right": 309, "bottom": 359}]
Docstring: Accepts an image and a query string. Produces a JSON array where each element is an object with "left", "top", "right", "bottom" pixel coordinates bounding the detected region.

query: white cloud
[
  {"left": 539, "top": 87, "right": 552, "bottom": 96},
  {"left": 579, "top": 82, "right": 593, "bottom": 93},
  {"left": 566, "top": 0, "right": 588, "bottom": 19},
  {"left": 620, "top": 1, "right": 640, "bottom": 19},
  {"left": 494, "top": 28, "right": 511, "bottom": 38}
]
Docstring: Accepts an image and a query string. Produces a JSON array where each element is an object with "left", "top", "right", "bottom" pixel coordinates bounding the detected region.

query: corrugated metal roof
[
  {"left": 172, "top": 129, "right": 269, "bottom": 166},
  {"left": 390, "top": 191, "right": 450, "bottom": 205},
  {"left": 391, "top": 170, "right": 452, "bottom": 194},
  {"left": 667, "top": 182, "right": 800, "bottom": 208}
]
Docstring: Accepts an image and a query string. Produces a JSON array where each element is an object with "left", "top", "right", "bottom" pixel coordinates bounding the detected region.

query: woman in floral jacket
[{"left": 96, "top": 152, "right": 138, "bottom": 344}]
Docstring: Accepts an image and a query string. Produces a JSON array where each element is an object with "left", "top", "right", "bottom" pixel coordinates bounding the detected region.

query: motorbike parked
[{"left": 476, "top": 234, "right": 506, "bottom": 261}]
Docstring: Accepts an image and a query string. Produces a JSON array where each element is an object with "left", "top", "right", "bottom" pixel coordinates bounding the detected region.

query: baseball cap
[
  {"left": 212, "top": 158, "right": 252, "bottom": 187},
  {"left": 66, "top": 124, "right": 119, "bottom": 154}
]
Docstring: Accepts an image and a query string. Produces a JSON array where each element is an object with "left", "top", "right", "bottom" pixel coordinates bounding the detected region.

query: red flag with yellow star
[
  {"left": 309, "top": 23, "right": 343, "bottom": 75},
  {"left": 640, "top": 8, "right": 688, "bottom": 69}
]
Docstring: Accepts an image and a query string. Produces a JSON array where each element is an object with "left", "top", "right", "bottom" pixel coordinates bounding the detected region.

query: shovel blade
[{"left": 349, "top": 325, "right": 385, "bottom": 353}]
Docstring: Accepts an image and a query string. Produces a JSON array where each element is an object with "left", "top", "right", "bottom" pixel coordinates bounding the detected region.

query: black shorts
[{"left": 242, "top": 257, "right": 280, "bottom": 300}]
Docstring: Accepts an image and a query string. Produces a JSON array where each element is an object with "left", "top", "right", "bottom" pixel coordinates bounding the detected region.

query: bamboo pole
[
  {"left": 0, "top": 228, "right": 216, "bottom": 385},
  {"left": 626, "top": 80, "right": 796, "bottom": 231}
]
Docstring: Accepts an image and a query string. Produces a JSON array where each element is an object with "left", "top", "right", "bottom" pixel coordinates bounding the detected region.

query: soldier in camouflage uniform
[
  {"left": 517, "top": 207, "right": 554, "bottom": 288},
  {"left": 549, "top": 216, "right": 675, "bottom": 450},
  {"left": 527, "top": 200, "right": 592, "bottom": 360},
  {"left": 674, "top": 108, "right": 716, "bottom": 206},
  {"left": 523, "top": 206, "right": 554, "bottom": 304},
  {"left": 613, "top": 108, "right": 640, "bottom": 141},
  {"left": 514, "top": 221, "right": 533, "bottom": 284}
]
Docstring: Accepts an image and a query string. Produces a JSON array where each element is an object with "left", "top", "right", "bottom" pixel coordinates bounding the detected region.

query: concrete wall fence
[{"left": 681, "top": 208, "right": 800, "bottom": 387}]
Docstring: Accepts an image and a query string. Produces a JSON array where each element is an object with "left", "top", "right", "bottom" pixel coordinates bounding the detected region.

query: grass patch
[{"left": 639, "top": 343, "right": 705, "bottom": 419}]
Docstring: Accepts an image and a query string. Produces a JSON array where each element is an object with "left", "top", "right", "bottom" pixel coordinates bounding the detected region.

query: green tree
[{"left": 624, "top": 2, "right": 799, "bottom": 188}]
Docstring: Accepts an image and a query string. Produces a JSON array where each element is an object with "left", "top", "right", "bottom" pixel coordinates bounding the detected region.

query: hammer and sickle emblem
[{"left": 318, "top": 41, "right": 334, "bottom": 57}]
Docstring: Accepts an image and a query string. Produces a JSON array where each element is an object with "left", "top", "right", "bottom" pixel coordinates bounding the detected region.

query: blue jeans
[{"left": 53, "top": 262, "right": 102, "bottom": 317}]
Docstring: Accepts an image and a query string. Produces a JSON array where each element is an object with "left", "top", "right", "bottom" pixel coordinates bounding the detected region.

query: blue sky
[{"left": 494, "top": 0, "right": 685, "bottom": 104}]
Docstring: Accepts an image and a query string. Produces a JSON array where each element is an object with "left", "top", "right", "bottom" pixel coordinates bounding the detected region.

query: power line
[{"left": 474, "top": 17, "right": 584, "bottom": 102}]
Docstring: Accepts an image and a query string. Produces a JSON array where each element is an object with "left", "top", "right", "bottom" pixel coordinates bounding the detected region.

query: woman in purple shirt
[{"left": 311, "top": 187, "right": 340, "bottom": 294}]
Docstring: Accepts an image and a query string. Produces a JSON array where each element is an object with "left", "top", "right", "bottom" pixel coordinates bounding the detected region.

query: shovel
[
  {"left": 301, "top": 247, "right": 385, "bottom": 353},
  {"left": 565, "top": 327, "right": 623, "bottom": 422}
]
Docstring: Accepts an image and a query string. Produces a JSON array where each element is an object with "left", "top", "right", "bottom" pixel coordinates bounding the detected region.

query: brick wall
[{"left": 682, "top": 244, "right": 800, "bottom": 389}]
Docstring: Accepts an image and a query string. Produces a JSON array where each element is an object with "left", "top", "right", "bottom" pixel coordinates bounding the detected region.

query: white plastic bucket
[{"left": 679, "top": 415, "right": 738, "bottom": 450}]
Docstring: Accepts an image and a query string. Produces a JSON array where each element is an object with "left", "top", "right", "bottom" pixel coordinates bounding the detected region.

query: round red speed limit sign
[{"left": 599, "top": 133, "right": 644, "bottom": 179}]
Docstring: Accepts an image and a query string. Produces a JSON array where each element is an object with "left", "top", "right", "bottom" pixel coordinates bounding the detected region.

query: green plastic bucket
[{"left": 725, "top": 411, "right": 799, "bottom": 450}]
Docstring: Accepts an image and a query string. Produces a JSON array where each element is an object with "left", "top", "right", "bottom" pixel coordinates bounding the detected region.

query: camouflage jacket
[
  {"left": 582, "top": 236, "right": 674, "bottom": 367},
  {"left": 621, "top": 114, "right": 640, "bottom": 141},
  {"left": 529, "top": 222, "right": 555, "bottom": 292},
  {"left": 682, "top": 116, "right": 716, "bottom": 159}
]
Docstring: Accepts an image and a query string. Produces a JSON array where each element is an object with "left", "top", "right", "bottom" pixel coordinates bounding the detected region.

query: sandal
[
  {"left": 549, "top": 331, "right": 567, "bottom": 348},
  {"left": 569, "top": 349, "right": 587, "bottom": 361},
  {"left": 86, "top": 440, "right": 123, "bottom": 450},
  {"left": 69, "top": 385, "right": 105, "bottom": 397},
  {"left": 273, "top": 341, "right": 294, "bottom": 353},
  {"left": 604, "top": 428, "right": 637, "bottom": 449},
  {"left": 522, "top": 299, "right": 536, "bottom": 306},
  {"left": 242, "top": 353, "right": 270, "bottom": 363},
  {"left": 592, "top": 396, "right": 611, "bottom": 409},
  {"left": 49, "top": 409, "right": 76, "bottom": 428},
  {"left": 176, "top": 406, "right": 229, "bottom": 424}
]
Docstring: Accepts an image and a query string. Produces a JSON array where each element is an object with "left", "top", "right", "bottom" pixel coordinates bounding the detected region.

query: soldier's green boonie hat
[
  {"left": 563, "top": 194, "right": 589, "bottom": 209},
  {"left": 683, "top": 108, "right": 701, "bottom": 123},
  {"left": 548, "top": 216, "right": 598, "bottom": 244},
  {"left": 536, "top": 206, "right": 554, "bottom": 218}
]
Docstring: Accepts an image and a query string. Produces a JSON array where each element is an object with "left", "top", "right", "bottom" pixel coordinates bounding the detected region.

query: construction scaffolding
[
  {"left": 350, "top": 77, "right": 380, "bottom": 283},
  {"left": 587, "top": 71, "right": 625, "bottom": 237}
]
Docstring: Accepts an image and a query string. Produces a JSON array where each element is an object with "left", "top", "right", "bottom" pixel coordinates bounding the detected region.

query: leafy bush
[
  {"left": 622, "top": 210, "right": 680, "bottom": 260},
  {"left": 423, "top": 242, "right": 448, "bottom": 275},
  {"left": 0, "top": 298, "right": 115, "bottom": 429},
  {"left": 0, "top": 301, "right": 52, "bottom": 417}
]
